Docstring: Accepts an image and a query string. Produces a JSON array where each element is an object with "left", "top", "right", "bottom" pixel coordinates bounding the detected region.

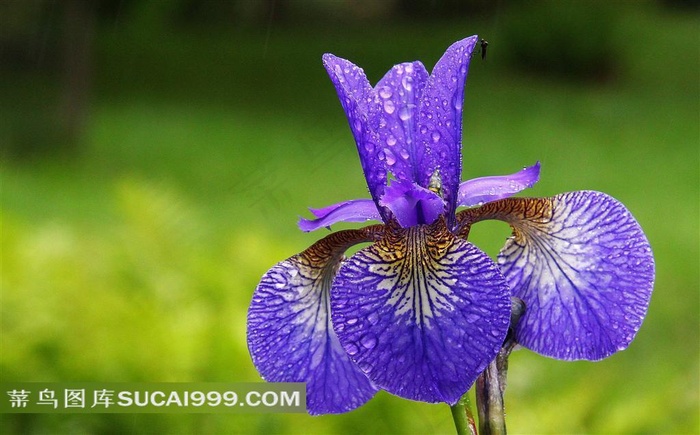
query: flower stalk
[
  {"left": 472, "top": 297, "right": 524, "bottom": 435},
  {"left": 450, "top": 392, "right": 477, "bottom": 435}
]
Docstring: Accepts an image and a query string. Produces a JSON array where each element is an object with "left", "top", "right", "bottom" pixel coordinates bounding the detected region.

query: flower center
[{"left": 379, "top": 178, "right": 446, "bottom": 228}]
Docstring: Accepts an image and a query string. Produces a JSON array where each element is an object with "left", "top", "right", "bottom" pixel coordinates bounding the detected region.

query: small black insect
[{"left": 479, "top": 39, "right": 488, "bottom": 60}]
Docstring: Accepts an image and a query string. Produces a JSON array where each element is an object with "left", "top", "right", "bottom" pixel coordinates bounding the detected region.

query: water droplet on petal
[
  {"left": 353, "top": 119, "right": 362, "bottom": 133},
  {"left": 399, "top": 106, "right": 412, "bottom": 121},
  {"left": 367, "top": 312, "right": 379, "bottom": 325},
  {"left": 379, "top": 86, "right": 393, "bottom": 99},
  {"left": 401, "top": 76, "right": 414, "bottom": 92},
  {"left": 431, "top": 131, "right": 441, "bottom": 143},
  {"left": 384, "top": 148, "right": 396, "bottom": 165},
  {"left": 453, "top": 95, "right": 463, "bottom": 110},
  {"left": 360, "top": 334, "right": 377, "bottom": 349},
  {"left": 383, "top": 100, "right": 396, "bottom": 114},
  {"left": 386, "top": 135, "right": 397, "bottom": 146},
  {"left": 399, "top": 149, "right": 410, "bottom": 160},
  {"left": 346, "top": 343, "right": 359, "bottom": 355}
]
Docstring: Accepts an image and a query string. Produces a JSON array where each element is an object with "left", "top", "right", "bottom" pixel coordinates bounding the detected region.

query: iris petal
[
  {"left": 416, "top": 36, "right": 479, "bottom": 224},
  {"left": 299, "top": 199, "right": 382, "bottom": 232},
  {"left": 461, "top": 192, "right": 654, "bottom": 360},
  {"left": 322, "top": 54, "right": 389, "bottom": 220},
  {"left": 375, "top": 61, "right": 430, "bottom": 182},
  {"left": 457, "top": 162, "right": 541, "bottom": 208},
  {"left": 247, "top": 227, "right": 383, "bottom": 414},
  {"left": 331, "top": 220, "right": 511, "bottom": 404}
]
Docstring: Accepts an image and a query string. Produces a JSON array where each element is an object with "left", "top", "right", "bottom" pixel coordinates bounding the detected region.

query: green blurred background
[{"left": 1, "top": 0, "right": 698, "bottom": 433}]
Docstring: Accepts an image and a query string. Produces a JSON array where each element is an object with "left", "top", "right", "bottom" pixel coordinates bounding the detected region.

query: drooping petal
[
  {"left": 298, "top": 199, "right": 382, "bottom": 232},
  {"left": 375, "top": 61, "right": 430, "bottom": 182},
  {"left": 247, "top": 226, "right": 384, "bottom": 414},
  {"left": 457, "top": 162, "right": 541, "bottom": 208},
  {"left": 331, "top": 220, "right": 511, "bottom": 405},
  {"left": 322, "top": 54, "right": 389, "bottom": 220},
  {"left": 460, "top": 192, "right": 655, "bottom": 361},
  {"left": 416, "top": 36, "right": 479, "bottom": 224},
  {"left": 379, "top": 179, "right": 445, "bottom": 228}
]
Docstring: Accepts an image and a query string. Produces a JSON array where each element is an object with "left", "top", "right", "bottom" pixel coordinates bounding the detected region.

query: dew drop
[
  {"left": 453, "top": 95, "right": 463, "bottom": 110},
  {"left": 402, "top": 76, "right": 414, "bottom": 92},
  {"left": 360, "top": 334, "right": 378, "bottom": 349},
  {"left": 347, "top": 317, "right": 358, "bottom": 325},
  {"left": 378, "top": 150, "right": 386, "bottom": 161},
  {"left": 399, "top": 149, "right": 410, "bottom": 160},
  {"left": 379, "top": 86, "right": 393, "bottom": 99},
  {"left": 431, "top": 131, "right": 441, "bottom": 143},
  {"left": 386, "top": 135, "right": 397, "bottom": 146},
  {"left": 383, "top": 100, "right": 396, "bottom": 115},
  {"left": 399, "top": 106, "right": 412, "bottom": 121},
  {"left": 367, "top": 312, "right": 379, "bottom": 325},
  {"left": 466, "top": 314, "right": 480, "bottom": 324},
  {"left": 346, "top": 343, "right": 359, "bottom": 355},
  {"left": 353, "top": 119, "right": 362, "bottom": 132},
  {"left": 384, "top": 148, "right": 397, "bottom": 165}
]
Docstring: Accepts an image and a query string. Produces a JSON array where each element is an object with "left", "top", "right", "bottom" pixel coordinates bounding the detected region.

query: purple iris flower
[{"left": 247, "top": 36, "right": 654, "bottom": 415}]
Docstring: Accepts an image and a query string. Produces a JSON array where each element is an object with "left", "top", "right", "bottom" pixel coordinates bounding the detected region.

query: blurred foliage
[
  {"left": 1, "top": 0, "right": 699, "bottom": 434},
  {"left": 500, "top": 0, "right": 620, "bottom": 81}
]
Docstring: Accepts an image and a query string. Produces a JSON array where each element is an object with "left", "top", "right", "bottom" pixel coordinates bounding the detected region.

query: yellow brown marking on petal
[
  {"left": 455, "top": 197, "right": 554, "bottom": 240},
  {"left": 295, "top": 224, "right": 386, "bottom": 272}
]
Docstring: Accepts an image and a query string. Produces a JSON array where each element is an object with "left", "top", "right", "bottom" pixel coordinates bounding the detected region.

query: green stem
[{"left": 450, "top": 392, "right": 477, "bottom": 435}]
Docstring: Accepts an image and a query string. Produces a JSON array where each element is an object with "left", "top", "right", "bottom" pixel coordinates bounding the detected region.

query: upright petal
[
  {"left": 375, "top": 61, "right": 430, "bottom": 182},
  {"left": 459, "top": 192, "right": 655, "bottom": 360},
  {"left": 416, "top": 36, "right": 479, "bottom": 223},
  {"left": 247, "top": 226, "right": 384, "bottom": 414},
  {"left": 457, "top": 162, "right": 540, "bottom": 208},
  {"left": 323, "top": 54, "right": 388, "bottom": 219},
  {"left": 331, "top": 220, "right": 511, "bottom": 404}
]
